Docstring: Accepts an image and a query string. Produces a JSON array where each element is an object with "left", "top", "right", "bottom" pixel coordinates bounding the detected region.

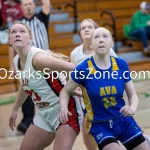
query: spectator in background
[
  {"left": 0, "top": 0, "right": 4, "bottom": 28},
  {"left": 9, "top": 0, "right": 50, "bottom": 134},
  {"left": 129, "top": 1, "right": 150, "bottom": 53},
  {"left": 1, "top": 0, "right": 23, "bottom": 28}
]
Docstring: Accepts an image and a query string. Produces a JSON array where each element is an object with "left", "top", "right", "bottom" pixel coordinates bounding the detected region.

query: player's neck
[
  {"left": 83, "top": 42, "right": 93, "bottom": 54},
  {"left": 93, "top": 54, "right": 110, "bottom": 70},
  {"left": 15, "top": 45, "right": 32, "bottom": 64}
]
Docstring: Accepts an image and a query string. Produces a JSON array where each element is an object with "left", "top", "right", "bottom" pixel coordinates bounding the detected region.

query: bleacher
[
  {"left": 49, "top": 0, "right": 150, "bottom": 53},
  {"left": 0, "top": 44, "right": 17, "bottom": 93},
  {"left": 0, "top": 0, "right": 150, "bottom": 94}
]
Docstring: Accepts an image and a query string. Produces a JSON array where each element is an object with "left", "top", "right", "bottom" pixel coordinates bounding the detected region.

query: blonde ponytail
[{"left": 45, "top": 50, "right": 70, "bottom": 62}]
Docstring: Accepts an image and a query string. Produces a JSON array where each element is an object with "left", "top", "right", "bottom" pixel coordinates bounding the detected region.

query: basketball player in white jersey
[
  {"left": 8, "top": 22, "right": 82, "bottom": 150},
  {"left": 71, "top": 19, "right": 117, "bottom": 66}
]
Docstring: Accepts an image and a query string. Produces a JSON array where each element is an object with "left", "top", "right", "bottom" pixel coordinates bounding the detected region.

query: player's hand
[
  {"left": 59, "top": 108, "right": 72, "bottom": 124},
  {"left": 120, "top": 105, "right": 136, "bottom": 117},
  {"left": 71, "top": 87, "right": 83, "bottom": 97},
  {"left": 9, "top": 110, "right": 18, "bottom": 131}
]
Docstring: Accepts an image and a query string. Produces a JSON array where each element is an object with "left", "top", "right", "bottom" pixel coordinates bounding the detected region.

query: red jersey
[{"left": 1, "top": 2, "right": 23, "bottom": 22}]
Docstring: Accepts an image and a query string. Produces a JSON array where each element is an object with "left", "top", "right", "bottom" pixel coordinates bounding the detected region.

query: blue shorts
[{"left": 88, "top": 116, "right": 142, "bottom": 145}]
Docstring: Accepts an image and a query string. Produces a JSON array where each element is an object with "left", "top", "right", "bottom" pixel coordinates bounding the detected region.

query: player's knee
[{"left": 60, "top": 143, "right": 73, "bottom": 150}]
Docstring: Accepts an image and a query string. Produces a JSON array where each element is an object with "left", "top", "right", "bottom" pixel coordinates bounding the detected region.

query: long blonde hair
[
  {"left": 9, "top": 21, "right": 69, "bottom": 61},
  {"left": 45, "top": 50, "right": 69, "bottom": 61}
]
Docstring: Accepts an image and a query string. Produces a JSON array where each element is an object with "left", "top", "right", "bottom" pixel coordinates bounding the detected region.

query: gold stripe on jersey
[
  {"left": 82, "top": 87, "right": 94, "bottom": 121},
  {"left": 87, "top": 57, "right": 119, "bottom": 74},
  {"left": 87, "top": 60, "right": 96, "bottom": 74},
  {"left": 111, "top": 57, "right": 119, "bottom": 71}
]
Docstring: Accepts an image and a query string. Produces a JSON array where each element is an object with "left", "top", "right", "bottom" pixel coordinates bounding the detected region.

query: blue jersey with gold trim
[{"left": 71, "top": 56, "right": 131, "bottom": 122}]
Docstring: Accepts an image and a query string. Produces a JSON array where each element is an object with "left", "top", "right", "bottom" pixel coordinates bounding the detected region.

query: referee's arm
[{"left": 41, "top": 0, "right": 50, "bottom": 15}]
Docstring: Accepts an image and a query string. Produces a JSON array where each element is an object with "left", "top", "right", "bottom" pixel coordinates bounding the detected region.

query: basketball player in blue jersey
[
  {"left": 59, "top": 27, "right": 150, "bottom": 150},
  {"left": 70, "top": 19, "right": 117, "bottom": 150}
]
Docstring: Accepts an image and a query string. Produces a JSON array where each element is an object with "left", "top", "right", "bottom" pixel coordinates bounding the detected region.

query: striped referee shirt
[{"left": 20, "top": 11, "right": 49, "bottom": 50}]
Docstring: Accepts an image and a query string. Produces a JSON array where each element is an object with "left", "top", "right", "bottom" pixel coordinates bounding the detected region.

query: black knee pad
[{"left": 124, "top": 134, "right": 145, "bottom": 150}]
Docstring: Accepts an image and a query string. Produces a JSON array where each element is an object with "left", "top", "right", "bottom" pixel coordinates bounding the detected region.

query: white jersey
[
  {"left": 14, "top": 46, "right": 63, "bottom": 110},
  {"left": 70, "top": 44, "right": 117, "bottom": 65},
  {"left": 14, "top": 46, "right": 82, "bottom": 131}
]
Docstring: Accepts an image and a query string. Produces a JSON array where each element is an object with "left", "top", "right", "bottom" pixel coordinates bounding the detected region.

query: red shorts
[{"left": 59, "top": 96, "right": 81, "bottom": 134}]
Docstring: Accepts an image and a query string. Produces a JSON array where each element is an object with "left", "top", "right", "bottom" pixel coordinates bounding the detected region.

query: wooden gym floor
[{"left": 0, "top": 80, "right": 150, "bottom": 150}]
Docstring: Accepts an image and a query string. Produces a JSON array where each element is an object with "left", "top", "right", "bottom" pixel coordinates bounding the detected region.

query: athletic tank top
[{"left": 14, "top": 46, "right": 65, "bottom": 110}]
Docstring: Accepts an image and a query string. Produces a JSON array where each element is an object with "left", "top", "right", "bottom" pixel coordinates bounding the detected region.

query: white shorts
[{"left": 33, "top": 105, "right": 60, "bottom": 133}]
